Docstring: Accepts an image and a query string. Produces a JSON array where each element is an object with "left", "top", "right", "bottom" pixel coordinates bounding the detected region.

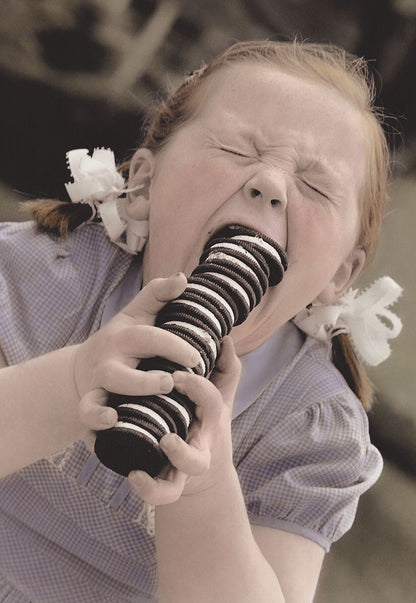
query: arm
[
  {"left": 155, "top": 480, "right": 324, "bottom": 602},
  {"left": 0, "top": 344, "right": 86, "bottom": 477},
  {"left": 252, "top": 525, "right": 324, "bottom": 603},
  {"left": 0, "top": 274, "right": 199, "bottom": 478},
  {"left": 155, "top": 464, "right": 286, "bottom": 602},
  {"left": 130, "top": 340, "right": 323, "bottom": 602}
]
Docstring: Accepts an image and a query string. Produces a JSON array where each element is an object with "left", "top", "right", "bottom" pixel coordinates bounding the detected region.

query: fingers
[
  {"left": 171, "top": 337, "right": 241, "bottom": 417},
  {"left": 79, "top": 389, "right": 118, "bottom": 430},
  {"left": 129, "top": 468, "right": 187, "bottom": 506},
  {"left": 75, "top": 273, "right": 196, "bottom": 400},
  {"left": 122, "top": 273, "right": 188, "bottom": 324},
  {"left": 173, "top": 371, "right": 223, "bottom": 425},
  {"left": 127, "top": 341, "right": 239, "bottom": 504},
  {"left": 98, "top": 362, "right": 175, "bottom": 397},
  {"left": 209, "top": 337, "right": 241, "bottom": 407},
  {"left": 92, "top": 323, "right": 200, "bottom": 397},
  {"left": 115, "top": 324, "right": 200, "bottom": 369},
  {"left": 160, "top": 432, "right": 211, "bottom": 476}
]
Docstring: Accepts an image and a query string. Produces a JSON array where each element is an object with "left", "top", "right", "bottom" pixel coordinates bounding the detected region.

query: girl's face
[{"left": 140, "top": 63, "right": 367, "bottom": 354}]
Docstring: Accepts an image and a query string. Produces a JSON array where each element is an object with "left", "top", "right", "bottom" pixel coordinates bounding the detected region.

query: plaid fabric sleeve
[
  {"left": 233, "top": 339, "right": 383, "bottom": 552},
  {"left": 0, "top": 220, "right": 132, "bottom": 365}
]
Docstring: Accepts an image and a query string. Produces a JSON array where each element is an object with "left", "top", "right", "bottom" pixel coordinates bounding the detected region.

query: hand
[
  {"left": 75, "top": 273, "right": 200, "bottom": 438},
  {"left": 128, "top": 336, "right": 241, "bottom": 505}
]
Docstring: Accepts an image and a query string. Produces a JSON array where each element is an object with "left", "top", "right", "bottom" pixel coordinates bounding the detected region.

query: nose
[{"left": 243, "top": 168, "right": 287, "bottom": 211}]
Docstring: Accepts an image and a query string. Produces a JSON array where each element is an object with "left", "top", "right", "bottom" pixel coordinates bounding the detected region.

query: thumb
[
  {"left": 210, "top": 337, "right": 241, "bottom": 407},
  {"left": 121, "top": 272, "right": 187, "bottom": 325}
]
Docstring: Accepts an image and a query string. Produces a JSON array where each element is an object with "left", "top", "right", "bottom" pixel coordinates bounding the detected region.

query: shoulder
[
  {"left": 233, "top": 335, "right": 383, "bottom": 551},
  {"left": 235, "top": 334, "right": 369, "bottom": 435},
  {"left": 280, "top": 335, "right": 357, "bottom": 405},
  {"left": 0, "top": 219, "right": 126, "bottom": 269},
  {"left": 0, "top": 221, "right": 133, "bottom": 364},
  {"left": 282, "top": 337, "right": 377, "bottom": 455}
]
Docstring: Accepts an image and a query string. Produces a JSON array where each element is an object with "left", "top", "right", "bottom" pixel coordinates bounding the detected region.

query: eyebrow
[
  {"left": 208, "top": 123, "right": 354, "bottom": 185},
  {"left": 207, "top": 126, "right": 253, "bottom": 146},
  {"left": 300, "top": 155, "right": 351, "bottom": 186}
]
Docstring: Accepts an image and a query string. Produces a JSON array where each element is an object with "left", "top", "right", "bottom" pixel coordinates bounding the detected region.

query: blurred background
[{"left": 0, "top": 1, "right": 414, "bottom": 601}]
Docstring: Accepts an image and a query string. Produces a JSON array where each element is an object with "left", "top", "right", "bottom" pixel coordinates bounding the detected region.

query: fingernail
[
  {"left": 148, "top": 370, "right": 173, "bottom": 392},
  {"left": 190, "top": 350, "right": 201, "bottom": 366},
  {"left": 173, "top": 371, "right": 184, "bottom": 383},
  {"left": 160, "top": 434, "right": 179, "bottom": 453},
  {"left": 160, "top": 373, "right": 173, "bottom": 393},
  {"left": 101, "top": 409, "right": 115, "bottom": 426}
]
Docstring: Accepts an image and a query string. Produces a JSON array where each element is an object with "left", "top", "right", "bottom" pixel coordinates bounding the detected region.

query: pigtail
[
  {"left": 22, "top": 158, "right": 131, "bottom": 238},
  {"left": 23, "top": 199, "right": 94, "bottom": 238},
  {"left": 331, "top": 332, "right": 374, "bottom": 411}
]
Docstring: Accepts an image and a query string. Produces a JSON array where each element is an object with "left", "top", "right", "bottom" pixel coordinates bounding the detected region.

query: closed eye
[
  {"left": 302, "top": 180, "right": 330, "bottom": 200},
  {"left": 220, "top": 147, "right": 250, "bottom": 158}
]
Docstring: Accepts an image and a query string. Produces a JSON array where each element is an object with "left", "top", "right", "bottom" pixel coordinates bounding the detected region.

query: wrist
[
  {"left": 69, "top": 344, "right": 84, "bottom": 400},
  {"left": 175, "top": 462, "right": 240, "bottom": 508}
]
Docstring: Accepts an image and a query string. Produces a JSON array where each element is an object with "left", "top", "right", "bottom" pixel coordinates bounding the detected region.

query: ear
[
  {"left": 317, "top": 248, "right": 366, "bottom": 305},
  {"left": 125, "top": 148, "right": 156, "bottom": 220}
]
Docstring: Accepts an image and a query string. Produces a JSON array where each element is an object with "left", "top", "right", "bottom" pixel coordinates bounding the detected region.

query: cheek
[
  {"left": 154, "top": 154, "right": 229, "bottom": 203},
  {"left": 287, "top": 201, "right": 327, "bottom": 256},
  {"left": 288, "top": 198, "right": 357, "bottom": 262}
]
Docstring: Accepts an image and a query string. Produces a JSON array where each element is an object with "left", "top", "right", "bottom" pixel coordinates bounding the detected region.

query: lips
[
  {"left": 203, "top": 223, "right": 287, "bottom": 266},
  {"left": 206, "top": 221, "right": 288, "bottom": 253},
  {"left": 188, "top": 221, "right": 288, "bottom": 286}
]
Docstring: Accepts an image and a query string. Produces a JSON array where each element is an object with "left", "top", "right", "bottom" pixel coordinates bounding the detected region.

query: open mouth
[
  {"left": 207, "top": 220, "right": 287, "bottom": 252},
  {"left": 202, "top": 223, "right": 288, "bottom": 280}
]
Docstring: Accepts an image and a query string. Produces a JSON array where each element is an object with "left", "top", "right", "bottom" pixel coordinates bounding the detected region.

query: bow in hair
[
  {"left": 65, "top": 148, "right": 148, "bottom": 254},
  {"left": 293, "top": 276, "right": 403, "bottom": 366}
]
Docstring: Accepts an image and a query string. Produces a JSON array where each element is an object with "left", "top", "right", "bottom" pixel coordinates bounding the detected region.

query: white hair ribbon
[
  {"left": 65, "top": 148, "right": 148, "bottom": 254},
  {"left": 293, "top": 276, "right": 403, "bottom": 366}
]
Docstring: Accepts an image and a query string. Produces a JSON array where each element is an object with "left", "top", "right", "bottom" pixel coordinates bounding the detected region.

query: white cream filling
[
  {"left": 232, "top": 235, "right": 283, "bottom": 265},
  {"left": 206, "top": 251, "right": 260, "bottom": 285},
  {"left": 164, "top": 321, "right": 218, "bottom": 360},
  {"left": 115, "top": 421, "right": 159, "bottom": 445},
  {"left": 178, "top": 299, "right": 223, "bottom": 334},
  {"left": 197, "top": 357, "right": 207, "bottom": 375},
  {"left": 204, "top": 271, "right": 250, "bottom": 309},
  {"left": 210, "top": 242, "right": 262, "bottom": 270},
  {"left": 118, "top": 404, "right": 170, "bottom": 434},
  {"left": 158, "top": 394, "right": 192, "bottom": 427},
  {"left": 186, "top": 283, "right": 235, "bottom": 324}
]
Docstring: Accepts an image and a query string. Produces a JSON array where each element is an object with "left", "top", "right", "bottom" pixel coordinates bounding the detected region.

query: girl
[{"left": 0, "top": 40, "right": 402, "bottom": 602}]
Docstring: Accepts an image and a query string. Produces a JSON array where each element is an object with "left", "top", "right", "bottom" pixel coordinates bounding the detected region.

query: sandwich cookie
[{"left": 95, "top": 225, "right": 287, "bottom": 477}]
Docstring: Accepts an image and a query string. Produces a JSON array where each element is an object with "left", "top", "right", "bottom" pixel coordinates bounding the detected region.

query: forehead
[
  {"left": 191, "top": 62, "right": 367, "bottom": 184},
  {"left": 195, "top": 61, "right": 362, "bottom": 134}
]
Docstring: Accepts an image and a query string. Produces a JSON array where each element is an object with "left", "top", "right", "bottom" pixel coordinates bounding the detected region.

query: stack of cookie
[{"left": 95, "top": 225, "right": 287, "bottom": 477}]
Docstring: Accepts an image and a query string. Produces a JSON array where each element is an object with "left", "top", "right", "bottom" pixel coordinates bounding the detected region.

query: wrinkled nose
[
  {"left": 243, "top": 168, "right": 287, "bottom": 210},
  {"left": 243, "top": 168, "right": 288, "bottom": 247}
]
